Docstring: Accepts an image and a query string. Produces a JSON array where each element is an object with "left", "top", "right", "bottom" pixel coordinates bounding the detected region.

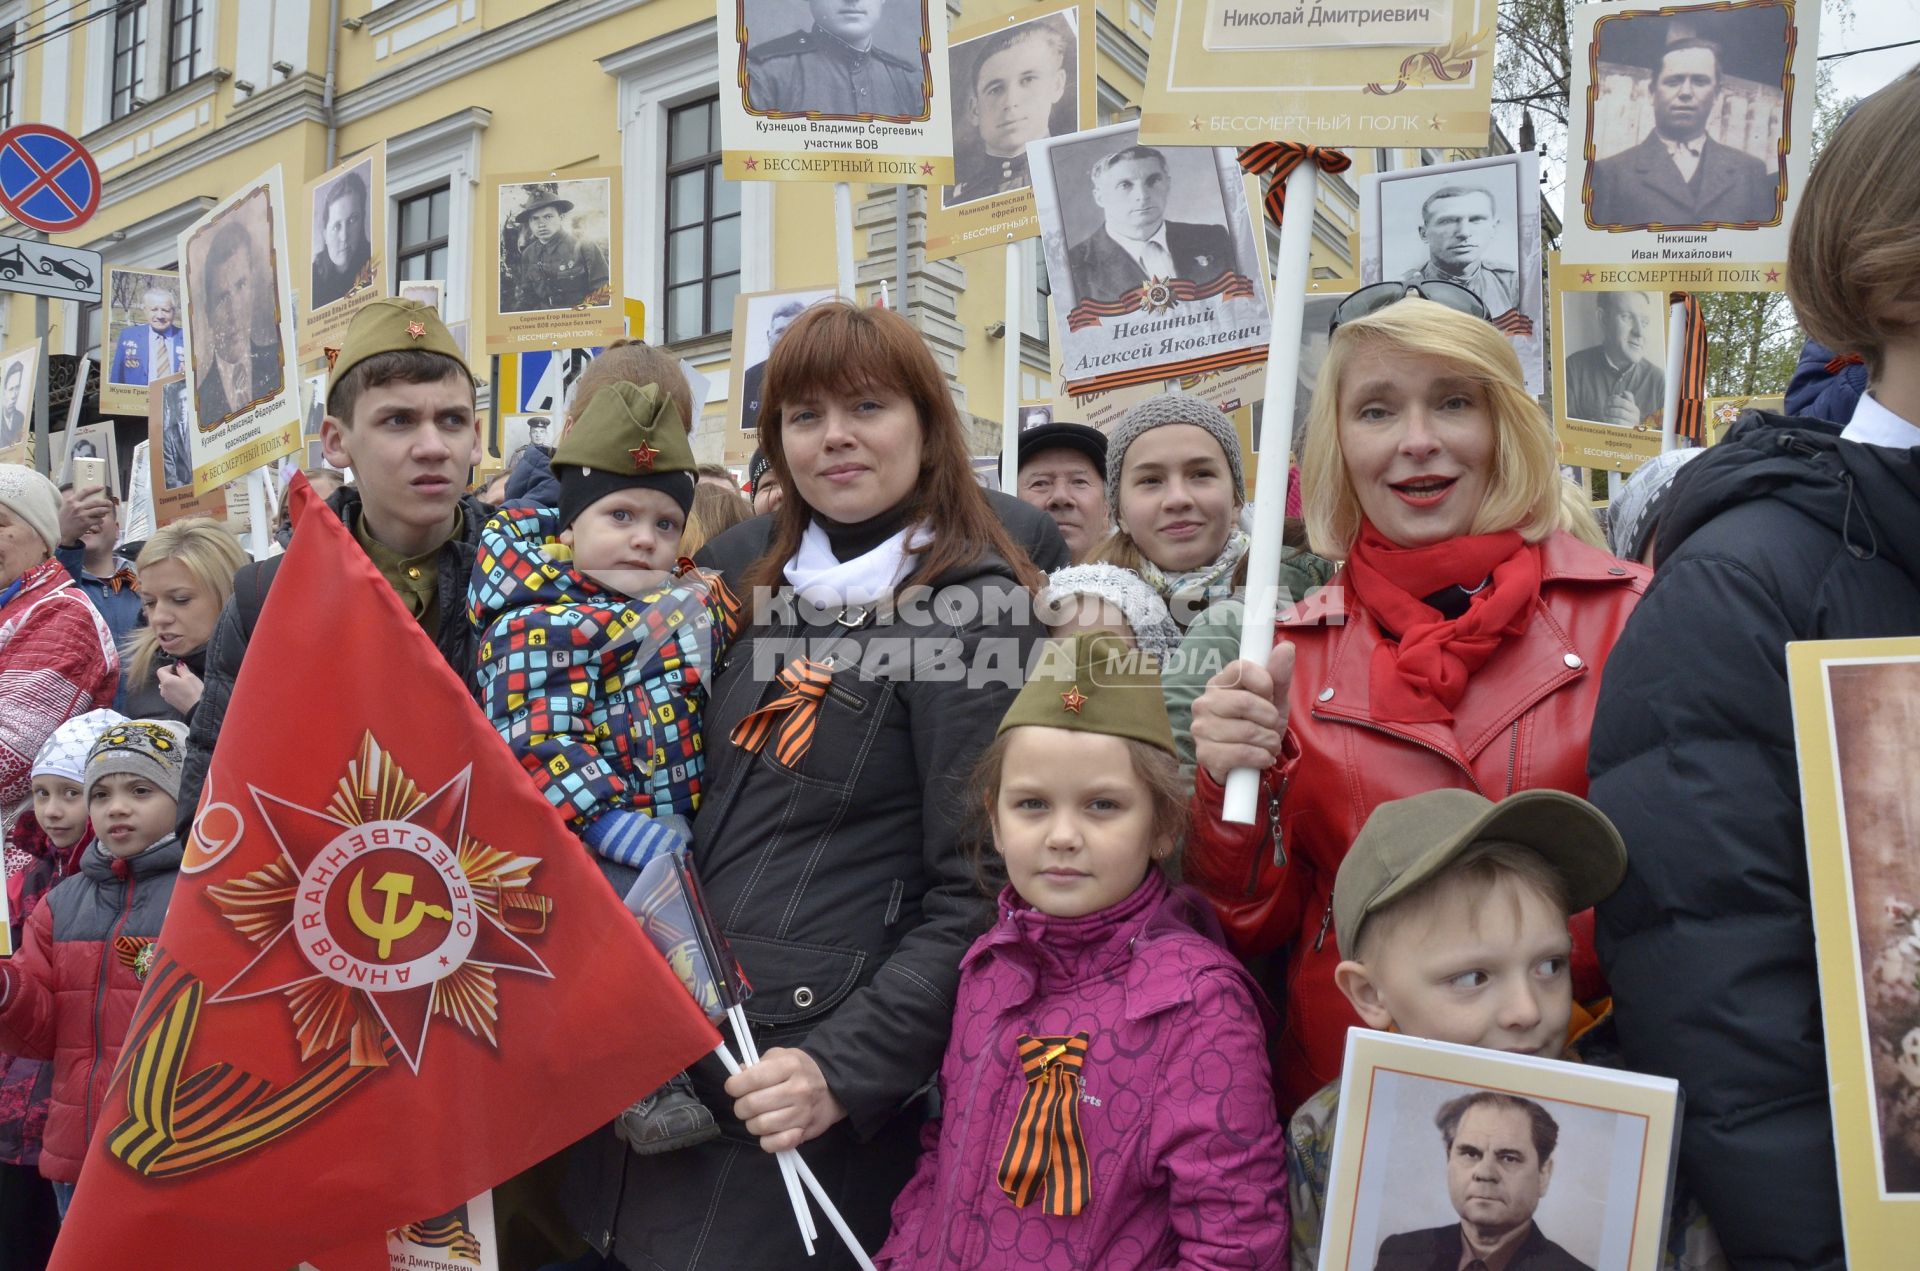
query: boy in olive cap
[
  {"left": 0, "top": 720, "right": 188, "bottom": 1212},
  {"left": 176, "top": 298, "right": 488, "bottom": 841},
  {"left": 470, "top": 374, "right": 737, "bottom": 1156}
]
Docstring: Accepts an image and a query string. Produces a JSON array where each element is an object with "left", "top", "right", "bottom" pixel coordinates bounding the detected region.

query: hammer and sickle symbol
[{"left": 348, "top": 869, "right": 454, "bottom": 959}]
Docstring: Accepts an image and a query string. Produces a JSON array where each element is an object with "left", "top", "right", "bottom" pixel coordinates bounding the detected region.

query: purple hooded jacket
[{"left": 877, "top": 872, "right": 1289, "bottom": 1271}]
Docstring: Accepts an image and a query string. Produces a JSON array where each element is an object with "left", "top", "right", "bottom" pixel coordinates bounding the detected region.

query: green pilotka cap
[
  {"left": 997, "top": 632, "right": 1176, "bottom": 756},
  {"left": 326, "top": 297, "right": 469, "bottom": 387},
  {"left": 1333, "top": 788, "right": 1628, "bottom": 958},
  {"left": 552, "top": 380, "right": 698, "bottom": 528}
]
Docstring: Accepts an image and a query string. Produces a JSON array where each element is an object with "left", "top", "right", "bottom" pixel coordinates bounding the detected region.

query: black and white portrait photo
[
  {"left": 56, "top": 422, "right": 119, "bottom": 498},
  {"left": 1032, "top": 122, "right": 1268, "bottom": 395},
  {"left": 742, "top": 0, "right": 931, "bottom": 120},
  {"left": 730, "top": 287, "right": 833, "bottom": 435},
  {"left": 310, "top": 159, "right": 373, "bottom": 310},
  {"left": 184, "top": 187, "right": 288, "bottom": 431},
  {"left": 1584, "top": 2, "right": 1789, "bottom": 230},
  {"left": 497, "top": 179, "right": 613, "bottom": 315},
  {"left": 1342, "top": 1073, "right": 1655, "bottom": 1271},
  {"left": 0, "top": 343, "right": 38, "bottom": 452},
  {"left": 1561, "top": 291, "right": 1667, "bottom": 429},
  {"left": 944, "top": 11, "right": 1078, "bottom": 208},
  {"left": 160, "top": 376, "right": 192, "bottom": 492}
]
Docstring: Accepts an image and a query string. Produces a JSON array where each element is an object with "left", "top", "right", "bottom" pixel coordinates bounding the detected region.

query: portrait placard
[
  {"left": 300, "top": 146, "right": 387, "bottom": 361},
  {"left": 177, "top": 166, "right": 303, "bottom": 496},
  {"left": 484, "top": 169, "right": 623, "bottom": 353},
  {"left": 0, "top": 339, "right": 41, "bottom": 457},
  {"left": 721, "top": 0, "right": 955, "bottom": 185},
  {"left": 494, "top": 414, "right": 560, "bottom": 470},
  {"left": 1549, "top": 259, "right": 1669, "bottom": 474},
  {"left": 55, "top": 421, "right": 119, "bottom": 498},
  {"left": 727, "top": 285, "right": 836, "bottom": 436},
  {"left": 1032, "top": 121, "right": 1270, "bottom": 397},
  {"left": 924, "top": 0, "right": 1093, "bottom": 259},
  {"left": 1318, "top": 1030, "right": 1681, "bottom": 1271},
  {"left": 1563, "top": 0, "right": 1816, "bottom": 291},
  {"left": 1788, "top": 638, "right": 1920, "bottom": 1262},
  {"left": 1360, "top": 152, "right": 1544, "bottom": 394},
  {"left": 99, "top": 267, "right": 185, "bottom": 416},
  {"left": 1138, "top": 0, "right": 1498, "bottom": 147},
  {"left": 147, "top": 373, "right": 228, "bottom": 526},
  {"left": 399, "top": 279, "right": 446, "bottom": 316}
]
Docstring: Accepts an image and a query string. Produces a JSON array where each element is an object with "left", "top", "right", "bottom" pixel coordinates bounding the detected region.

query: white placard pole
[
  {"left": 1660, "top": 297, "right": 1687, "bottom": 453},
  {"left": 246, "top": 467, "right": 272, "bottom": 560},
  {"left": 1001, "top": 240, "right": 1024, "bottom": 493},
  {"left": 834, "top": 182, "right": 857, "bottom": 301},
  {"left": 1222, "top": 161, "right": 1319, "bottom": 826}
]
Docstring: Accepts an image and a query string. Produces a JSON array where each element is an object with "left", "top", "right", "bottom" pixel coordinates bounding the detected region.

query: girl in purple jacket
[{"left": 877, "top": 634, "right": 1289, "bottom": 1271}]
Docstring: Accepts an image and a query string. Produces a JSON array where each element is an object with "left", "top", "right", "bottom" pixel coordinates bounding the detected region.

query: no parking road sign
[{"left": 0, "top": 125, "right": 101, "bottom": 234}]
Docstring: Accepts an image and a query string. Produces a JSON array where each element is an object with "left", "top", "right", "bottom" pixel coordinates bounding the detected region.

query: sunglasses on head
[{"left": 1327, "top": 280, "right": 1491, "bottom": 337}]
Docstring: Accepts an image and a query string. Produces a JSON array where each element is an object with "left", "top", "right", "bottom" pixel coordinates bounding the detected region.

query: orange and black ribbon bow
[
  {"left": 997, "top": 1031, "right": 1093, "bottom": 1217},
  {"left": 1239, "top": 143, "right": 1354, "bottom": 227},
  {"left": 106, "top": 566, "right": 139, "bottom": 594},
  {"left": 729, "top": 656, "right": 833, "bottom": 767},
  {"left": 1825, "top": 350, "right": 1865, "bottom": 375},
  {"left": 1668, "top": 291, "right": 1708, "bottom": 445}
]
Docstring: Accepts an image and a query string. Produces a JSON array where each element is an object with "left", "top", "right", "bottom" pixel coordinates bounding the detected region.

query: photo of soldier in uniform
[
  {"left": 944, "top": 12, "right": 1078, "bottom": 208},
  {"left": 310, "top": 161, "right": 373, "bottom": 310},
  {"left": 1057, "top": 141, "right": 1236, "bottom": 306},
  {"left": 1563, "top": 291, "right": 1666, "bottom": 429},
  {"left": 160, "top": 376, "right": 193, "bottom": 491},
  {"left": 103, "top": 271, "right": 185, "bottom": 392},
  {"left": 185, "top": 193, "right": 289, "bottom": 430},
  {"left": 1584, "top": 3, "right": 1788, "bottom": 230},
  {"left": 742, "top": 0, "right": 930, "bottom": 119},
  {"left": 1387, "top": 183, "right": 1520, "bottom": 318},
  {"left": 497, "top": 179, "right": 613, "bottom": 314},
  {"left": 0, "top": 343, "right": 38, "bottom": 452}
]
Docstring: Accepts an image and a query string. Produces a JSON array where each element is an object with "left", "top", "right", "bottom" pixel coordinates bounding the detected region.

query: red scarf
[{"left": 1341, "top": 522, "right": 1543, "bottom": 724}]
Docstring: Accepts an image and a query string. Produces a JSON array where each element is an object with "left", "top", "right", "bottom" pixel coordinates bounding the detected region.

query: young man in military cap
[
  {"left": 747, "top": 0, "right": 926, "bottom": 117},
  {"left": 470, "top": 373, "right": 733, "bottom": 1155},
  {"left": 174, "top": 296, "right": 489, "bottom": 839},
  {"left": 505, "top": 186, "right": 611, "bottom": 313}
]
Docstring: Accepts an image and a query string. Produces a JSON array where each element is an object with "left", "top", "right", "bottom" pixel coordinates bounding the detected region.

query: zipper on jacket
[
  {"left": 1312, "top": 900, "right": 1334, "bottom": 952},
  {"left": 1246, "top": 777, "right": 1288, "bottom": 897},
  {"left": 1313, "top": 710, "right": 1484, "bottom": 795},
  {"left": 86, "top": 868, "right": 138, "bottom": 1145},
  {"left": 1504, "top": 721, "right": 1520, "bottom": 798}
]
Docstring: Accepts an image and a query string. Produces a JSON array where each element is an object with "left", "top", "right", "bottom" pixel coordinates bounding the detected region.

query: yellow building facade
[{"left": 0, "top": 0, "right": 1485, "bottom": 481}]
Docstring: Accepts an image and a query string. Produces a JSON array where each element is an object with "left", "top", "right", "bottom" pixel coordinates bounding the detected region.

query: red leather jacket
[{"left": 1184, "top": 532, "right": 1648, "bottom": 1112}]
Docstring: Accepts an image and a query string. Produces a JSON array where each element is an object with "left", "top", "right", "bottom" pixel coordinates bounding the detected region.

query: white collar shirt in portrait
[
  {"left": 1107, "top": 225, "right": 1176, "bottom": 282},
  {"left": 1659, "top": 134, "right": 1706, "bottom": 183}
]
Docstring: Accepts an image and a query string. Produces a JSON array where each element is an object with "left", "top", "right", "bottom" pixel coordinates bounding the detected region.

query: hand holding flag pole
[{"left": 1222, "top": 143, "right": 1351, "bottom": 824}]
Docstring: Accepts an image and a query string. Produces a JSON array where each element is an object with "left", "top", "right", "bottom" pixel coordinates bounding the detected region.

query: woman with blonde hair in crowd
[
  {"left": 118, "top": 518, "right": 247, "bottom": 724},
  {"left": 1182, "top": 289, "right": 1636, "bottom": 1113}
]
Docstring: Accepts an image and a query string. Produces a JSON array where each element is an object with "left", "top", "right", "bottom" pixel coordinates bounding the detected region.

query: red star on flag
[
  {"left": 1766, "top": 268, "right": 1781, "bottom": 283},
  {"left": 629, "top": 441, "right": 659, "bottom": 471},
  {"left": 1581, "top": 270, "right": 1596, "bottom": 284},
  {"left": 406, "top": 321, "right": 427, "bottom": 340},
  {"left": 1060, "top": 685, "right": 1088, "bottom": 714},
  {"left": 743, "top": 157, "right": 759, "bottom": 171}
]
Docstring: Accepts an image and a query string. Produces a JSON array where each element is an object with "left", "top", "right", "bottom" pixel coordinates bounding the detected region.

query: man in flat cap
[
  {"left": 747, "top": 0, "right": 926, "bottom": 118},
  {"left": 504, "top": 186, "right": 611, "bottom": 314}
]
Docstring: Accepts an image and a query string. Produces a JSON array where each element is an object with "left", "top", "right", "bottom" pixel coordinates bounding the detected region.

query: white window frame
[
  {"left": 602, "top": 21, "right": 772, "bottom": 348},
  {"left": 387, "top": 107, "right": 489, "bottom": 325}
]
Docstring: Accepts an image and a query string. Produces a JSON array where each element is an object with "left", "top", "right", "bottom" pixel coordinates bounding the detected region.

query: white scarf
[{"left": 783, "top": 519, "right": 933, "bottom": 609}]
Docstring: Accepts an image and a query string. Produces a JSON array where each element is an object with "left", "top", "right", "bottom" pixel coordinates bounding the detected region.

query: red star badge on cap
[
  {"left": 629, "top": 441, "right": 659, "bottom": 471},
  {"left": 1060, "top": 685, "right": 1088, "bottom": 714},
  {"left": 406, "top": 321, "right": 427, "bottom": 340}
]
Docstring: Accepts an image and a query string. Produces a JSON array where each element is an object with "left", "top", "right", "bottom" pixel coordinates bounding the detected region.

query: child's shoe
[{"left": 615, "top": 1069, "right": 718, "bottom": 1155}]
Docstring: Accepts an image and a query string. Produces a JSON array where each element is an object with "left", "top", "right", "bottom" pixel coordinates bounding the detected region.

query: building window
[
  {"left": 1127, "top": 0, "right": 1156, "bottom": 37},
  {"left": 0, "top": 36, "right": 15, "bottom": 130},
  {"left": 167, "top": 0, "right": 205, "bottom": 92},
  {"left": 396, "top": 185, "right": 451, "bottom": 282},
  {"left": 664, "top": 98, "right": 740, "bottom": 343},
  {"left": 111, "top": 0, "right": 148, "bottom": 120}
]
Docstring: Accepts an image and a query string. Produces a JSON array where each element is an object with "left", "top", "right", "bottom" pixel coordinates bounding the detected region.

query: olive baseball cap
[
  {"left": 997, "top": 632, "right": 1175, "bottom": 756},
  {"left": 327, "top": 297, "right": 469, "bottom": 388},
  {"left": 1333, "top": 788, "right": 1627, "bottom": 958}
]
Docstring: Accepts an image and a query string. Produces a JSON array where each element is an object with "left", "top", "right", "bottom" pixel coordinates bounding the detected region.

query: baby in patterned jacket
[{"left": 470, "top": 358, "right": 736, "bottom": 1156}]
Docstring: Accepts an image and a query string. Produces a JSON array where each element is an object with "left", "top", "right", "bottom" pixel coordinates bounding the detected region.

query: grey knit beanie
[
  {"left": 84, "top": 719, "right": 190, "bottom": 803},
  {"left": 1038, "top": 563, "right": 1182, "bottom": 658},
  {"left": 1104, "top": 394, "right": 1246, "bottom": 518}
]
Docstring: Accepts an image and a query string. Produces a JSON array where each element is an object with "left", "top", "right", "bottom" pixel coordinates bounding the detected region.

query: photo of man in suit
[
  {"left": 1066, "top": 145, "right": 1235, "bottom": 305},
  {"left": 1399, "top": 186, "right": 1520, "bottom": 317},
  {"left": 0, "top": 356, "right": 29, "bottom": 449},
  {"left": 1566, "top": 292, "right": 1665, "bottom": 428},
  {"left": 1376, "top": 1092, "right": 1594, "bottom": 1271},
  {"left": 747, "top": 0, "right": 925, "bottom": 118},
  {"left": 107, "top": 285, "right": 185, "bottom": 389},
  {"left": 1590, "top": 37, "right": 1777, "bottom": 228},
  {"left": 738, "top": 299, "right": 807, "bottom": 432},
  {"left": 192, "top": 218, "right": 285, "bottom": 429},
  {"left": 161, "top": 377, "right": 192, "bottom": 490}
]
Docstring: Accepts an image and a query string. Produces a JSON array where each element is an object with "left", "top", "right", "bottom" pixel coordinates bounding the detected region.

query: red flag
[{"left": 52, "top": 478, "right": 719, "bottom": 1270}]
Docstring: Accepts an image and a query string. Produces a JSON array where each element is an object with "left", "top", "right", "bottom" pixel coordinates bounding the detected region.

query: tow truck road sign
[
  {"left": 0, "top": 233, "right": 102, "bottom": 302},
  {"left": 0, "top": 125, "right": 101, "bottom": 234}
]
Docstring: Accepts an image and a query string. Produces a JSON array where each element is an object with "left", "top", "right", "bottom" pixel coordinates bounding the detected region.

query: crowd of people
[{"left": 0, "top": 65, "right": 1913, "bottom": 1271}]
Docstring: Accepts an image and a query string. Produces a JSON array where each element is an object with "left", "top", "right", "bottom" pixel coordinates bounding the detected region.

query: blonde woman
[
  {"left": 118, "top": 519, "right": 247, "bottom": 724},
  {"left": 1183, "top": 291, "right": 1639, "bottom": 1111}
]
